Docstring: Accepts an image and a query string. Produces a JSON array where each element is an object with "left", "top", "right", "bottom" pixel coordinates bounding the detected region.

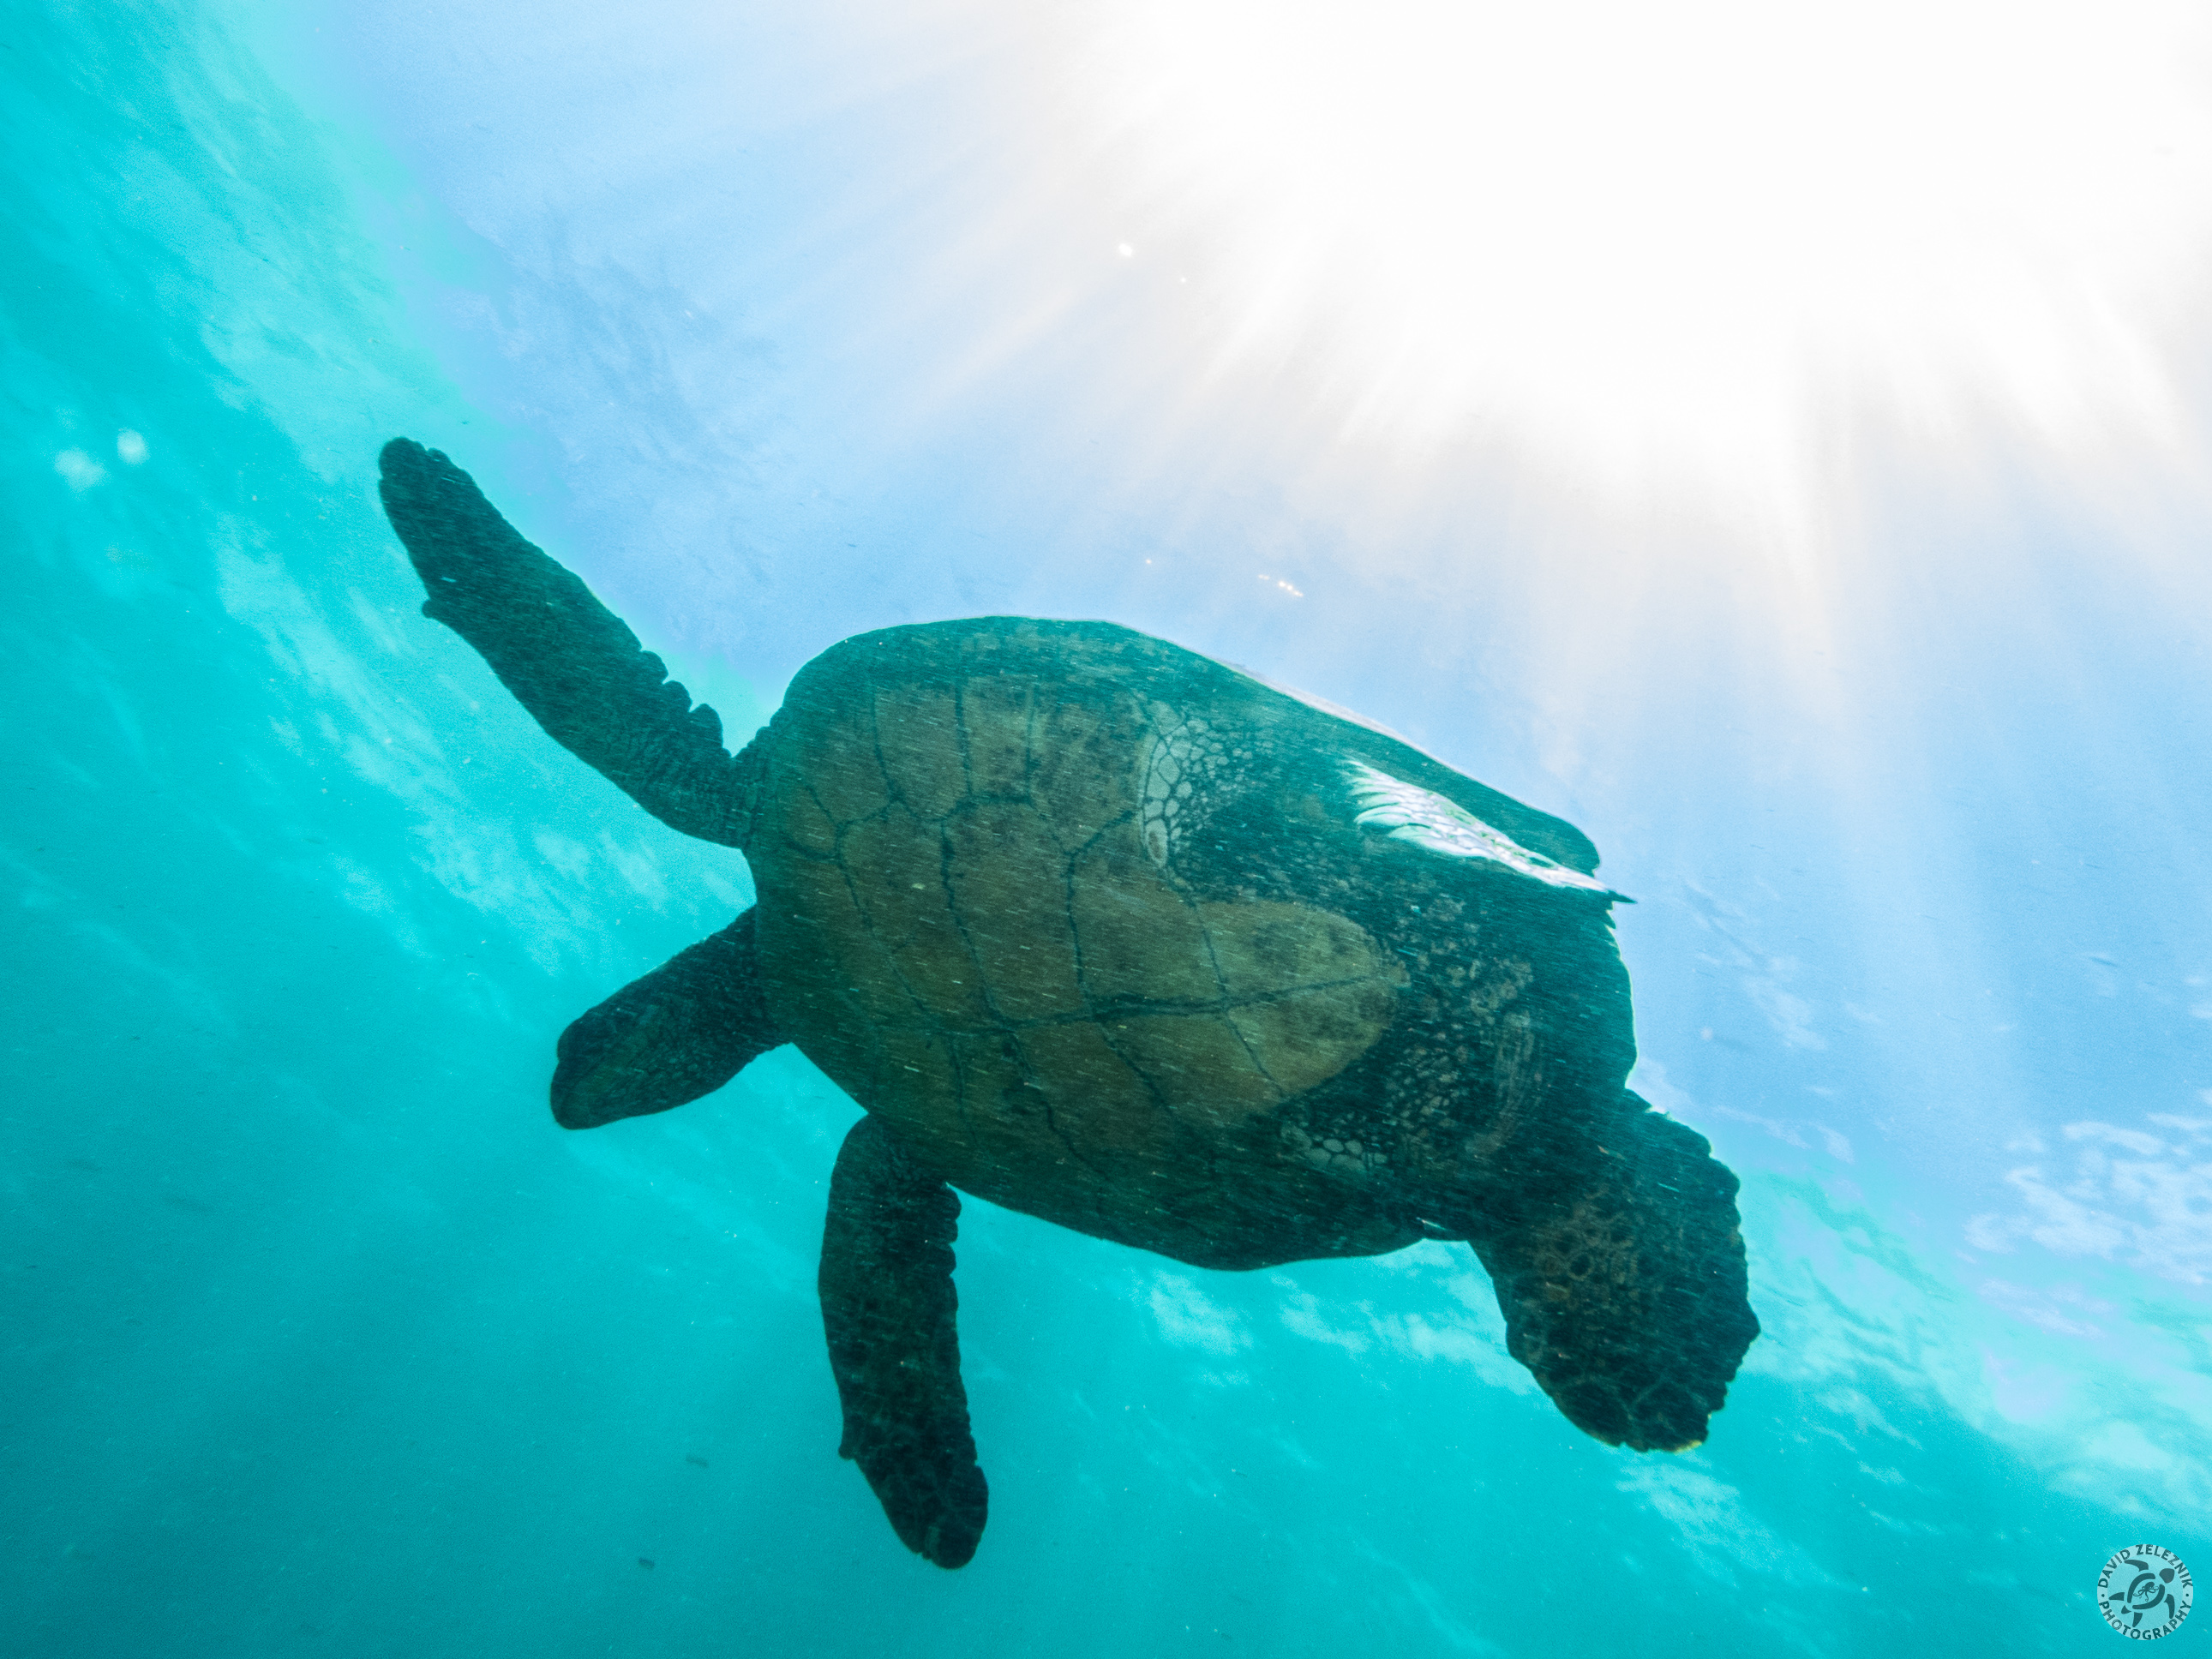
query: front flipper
[
  {"left": 819, "top": 1116, "right": 987, "bottom": 1569},
  {"left": 377, "top": 438, "right": 757, "bottom": 847},
  {"left": 552, "top": 909, "right": 783, "bottom": 1129},
  {"left": 1467, "top": 1099, "right": 1758, "bottom": 1451}
]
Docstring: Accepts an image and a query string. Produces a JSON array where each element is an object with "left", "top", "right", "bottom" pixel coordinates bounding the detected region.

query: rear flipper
[
  {"left": 819, "top": 1116, "right": 988, "bottom": 1569},
  {"left": 1466, "top": 1098, "right": 1758, "bottom": 1451},
  {"left": 377, "top": 438, "right": 757, "bottom": 847},
  {"left": 552, "top": 909, "right": 783, "bottom": 1129}
]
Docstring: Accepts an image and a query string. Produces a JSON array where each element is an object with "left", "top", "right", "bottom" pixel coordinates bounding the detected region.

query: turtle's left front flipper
[
  {"left": 377, "top": 438, "right": 756, "bottom": 847},
  {"left": 1463, "top": 1099, "right": 1759, "bottom": 1452},
  {"left": 819, "top": 1116, "right": 988, "bottom": 1569}
]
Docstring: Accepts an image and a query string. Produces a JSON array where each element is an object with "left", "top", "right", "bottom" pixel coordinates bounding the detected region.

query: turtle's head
[{"left": 1455, "top": 1104, "right": 1759, "bottom": 1454}]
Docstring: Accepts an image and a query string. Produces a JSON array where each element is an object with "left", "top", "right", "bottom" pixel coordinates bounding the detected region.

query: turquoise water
[{"left": 9, "top": 3, "right": 2212, "bottom": 1653}]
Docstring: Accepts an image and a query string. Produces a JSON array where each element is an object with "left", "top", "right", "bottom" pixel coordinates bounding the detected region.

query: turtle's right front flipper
[
  {"left": 377, "top": 438, "right": 756, "bottom": 847},
  {"left": 819, "top": 1116, "right": 988, "bottom": 1569}
]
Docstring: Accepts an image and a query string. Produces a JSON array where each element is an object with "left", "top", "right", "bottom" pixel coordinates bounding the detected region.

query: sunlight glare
[{"left": 1077, "top": 0, "right": 2212, "bottom": 527}]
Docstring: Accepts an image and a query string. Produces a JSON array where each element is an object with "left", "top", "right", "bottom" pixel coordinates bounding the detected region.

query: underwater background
[{"left": 11, "top": 1, "right": 2212, "bottom": 1652}]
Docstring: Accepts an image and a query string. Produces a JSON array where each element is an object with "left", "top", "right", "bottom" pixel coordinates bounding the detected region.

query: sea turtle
[{"left": 377, "top": 438, "right": 1758, "bottom": 1569}]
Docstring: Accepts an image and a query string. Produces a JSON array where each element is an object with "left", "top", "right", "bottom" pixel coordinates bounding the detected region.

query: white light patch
[
  {"left": 53, "top": 449, "right": 105, "bottom": 491},
  {"left": 1077, "top": 0, "right": 2212, "bottom": 522},
  {"left": 1344, "top": 760, "right": 1622, "bottom": 897}
]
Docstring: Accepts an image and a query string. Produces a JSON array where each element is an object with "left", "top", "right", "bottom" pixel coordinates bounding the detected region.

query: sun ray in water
[{"left": 1058, "top": 0, "right": 2212, "bottom": 541}]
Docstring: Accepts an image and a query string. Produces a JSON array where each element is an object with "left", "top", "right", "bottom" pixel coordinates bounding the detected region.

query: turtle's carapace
[{"left": 376, "top": 437, "right": 1759, "bottom": 1568}]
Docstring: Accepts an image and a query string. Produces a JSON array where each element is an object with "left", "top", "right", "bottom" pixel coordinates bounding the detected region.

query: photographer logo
[{"left": 2098, "top": 1546, "right": 2192, "bottom": 1640}]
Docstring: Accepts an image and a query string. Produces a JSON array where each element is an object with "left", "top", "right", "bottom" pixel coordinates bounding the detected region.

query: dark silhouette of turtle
[{"left": 377, "top": 438, "right": 1758, "bottom": 1569}]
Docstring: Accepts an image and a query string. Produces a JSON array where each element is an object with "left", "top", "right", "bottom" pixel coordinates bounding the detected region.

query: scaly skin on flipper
[
  {"left": 819, "top": 1115, "right": 987, "bottom": 1570},
  {"left": 377, "top": 439, "right": 758, "bottom": 847},
  {"left": 553, "top": 909, "right": 785, "bottom": 1129}
]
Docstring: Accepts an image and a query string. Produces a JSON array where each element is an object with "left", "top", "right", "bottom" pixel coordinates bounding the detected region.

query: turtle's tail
[{"left": 377, "top": 438, "right": 761, "bottom": 847}]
